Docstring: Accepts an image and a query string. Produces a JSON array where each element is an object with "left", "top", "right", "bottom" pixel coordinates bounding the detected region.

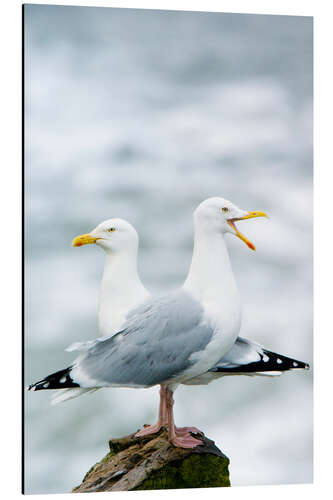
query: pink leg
[
  {"left": 135, "top": 386, "right": 168, "bottom": 437},
  {"left": 154, "top": 388, "right": 202, "bottom": 436},
  {"left": 165, "top": 387, "right": 203, "bottom": 449},
  {"left": 174, "top": 425, "right": 203, "bottom": 436}
]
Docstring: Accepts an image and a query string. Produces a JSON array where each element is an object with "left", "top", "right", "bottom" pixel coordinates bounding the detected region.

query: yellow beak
[
  {"left": 238, "top": 211, "right": 268, "bottom": 221},
  {"left": 72, "top": 233, "right": 100, "bottom": 247},
  {"left": 227, "top": 211, "right": 268, "bottom": 251}
]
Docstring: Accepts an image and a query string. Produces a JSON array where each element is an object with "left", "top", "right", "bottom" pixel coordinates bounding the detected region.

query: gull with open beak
[{"left": 226, "top": 210, "right": 268, "bottom": 250}]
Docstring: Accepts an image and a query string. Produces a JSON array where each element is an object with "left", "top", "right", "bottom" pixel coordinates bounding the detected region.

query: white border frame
[{"left": 1, "top": 1, "right": 330, "bottom": 499}]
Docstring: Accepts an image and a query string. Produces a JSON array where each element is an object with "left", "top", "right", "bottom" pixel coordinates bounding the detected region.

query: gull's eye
[
  {"left": 221, "top": 207, "right": 229, "bottom": 213},
  {"left": 107, "top": 228, "right": 116, "bottom": 232}
]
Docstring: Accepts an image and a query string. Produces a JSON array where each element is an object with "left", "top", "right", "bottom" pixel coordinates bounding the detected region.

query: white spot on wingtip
[
  {"left": 43, "top": 382, "right": 50, "bottom": 388},
  {"left": 262, "top": 354, "right": 269, "bottom": 362},
  {"left": 276, "top": 358, "right": 282, "bottom": 364},
  {"left": 60, "top": 376, "right": 66, "bottom": 383},
  {"left": 293, "top": 362, "right": 298, "bottom": 367}
]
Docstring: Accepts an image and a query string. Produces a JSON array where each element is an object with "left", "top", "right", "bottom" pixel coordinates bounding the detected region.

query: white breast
[
  {"left": 98, "top": 289, "right": 150, "bottom": 337},
  {"left": 170, "top": 289, "right": 242, "bottom": 385}
]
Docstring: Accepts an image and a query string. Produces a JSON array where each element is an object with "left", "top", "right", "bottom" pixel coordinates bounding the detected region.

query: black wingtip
[
  {"left": 27, "top": 366, "right": 80, "bottom": 392},
  {"left": 211, "top": 349, "right": 310, "bottom": 375},
  {"left": 288, "top": 359, "right": 310, "bottom": 371}
]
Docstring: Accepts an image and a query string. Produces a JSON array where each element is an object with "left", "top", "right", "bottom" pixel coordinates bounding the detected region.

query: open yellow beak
[
  {"left": 72, "top": 233, "right": 100, "bottom": 247},
  {"left": 227, "top": 211, "right": 268, "bottom": 251}
]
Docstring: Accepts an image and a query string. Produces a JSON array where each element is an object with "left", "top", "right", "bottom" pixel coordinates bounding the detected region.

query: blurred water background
[{"left": 24, "top": 5, "right": 313, "bottom": 494}]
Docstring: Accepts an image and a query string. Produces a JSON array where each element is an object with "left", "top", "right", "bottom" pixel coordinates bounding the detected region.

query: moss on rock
[{"left": 135, "top": 452, "right": 230, "bottom": 490}]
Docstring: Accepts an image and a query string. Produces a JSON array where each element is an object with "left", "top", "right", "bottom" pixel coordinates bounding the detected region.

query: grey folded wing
[
  {"left": 184, "top": 337, "right": 309, "bottom": 385},
  {"left": 70, "top": 290, "right": 214, "bottom": 388}
]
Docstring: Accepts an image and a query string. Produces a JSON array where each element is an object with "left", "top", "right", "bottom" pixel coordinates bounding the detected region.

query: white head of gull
[{"left": 72, "top": 218, "right": 150, "bottom": 335}]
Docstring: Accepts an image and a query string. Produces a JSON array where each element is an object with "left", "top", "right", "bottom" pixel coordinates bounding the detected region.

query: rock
[{"left": 72, "top": 429, "right": 230, "bottom": 492}]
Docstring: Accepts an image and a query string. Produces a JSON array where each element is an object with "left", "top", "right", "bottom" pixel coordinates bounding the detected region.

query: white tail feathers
[{"left": 51, "top": 387, "right": 98, "bottom": 405}]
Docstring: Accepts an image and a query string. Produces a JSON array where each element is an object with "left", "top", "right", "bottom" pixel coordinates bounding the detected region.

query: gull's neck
[
  {"left": 98, "top": 250, "right": 149, "bottom": 336},
  {"left": 183, "top": 224, "right": 239, "bottom": 303},
  {"left": 182, "top": 220, "right": 242, "bottom": 370}
]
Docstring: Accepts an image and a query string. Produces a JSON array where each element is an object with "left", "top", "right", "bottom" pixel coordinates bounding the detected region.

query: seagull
[
  {"left": 72, "top": 218, "right": 150, "bottom": 336},
  {"left": 50, "top": 218, "right": 150, "bottom": 405},
  {"left": 28, "top": 198, "right": 309, "bottom": 448}
]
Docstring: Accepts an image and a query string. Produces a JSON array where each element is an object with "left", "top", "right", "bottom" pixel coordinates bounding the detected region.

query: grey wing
[
  {"left": 183, "top": 337, "right": 263, "bottom": 385},
  {"left": 70, "top": 290, "right": 214, "bottom": 388},
  {"left": 212, "top": 337, "right": 264, "bottom": 369},
  {"left": 184, "top": 337, "right": 309, "bottom": 385}
]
